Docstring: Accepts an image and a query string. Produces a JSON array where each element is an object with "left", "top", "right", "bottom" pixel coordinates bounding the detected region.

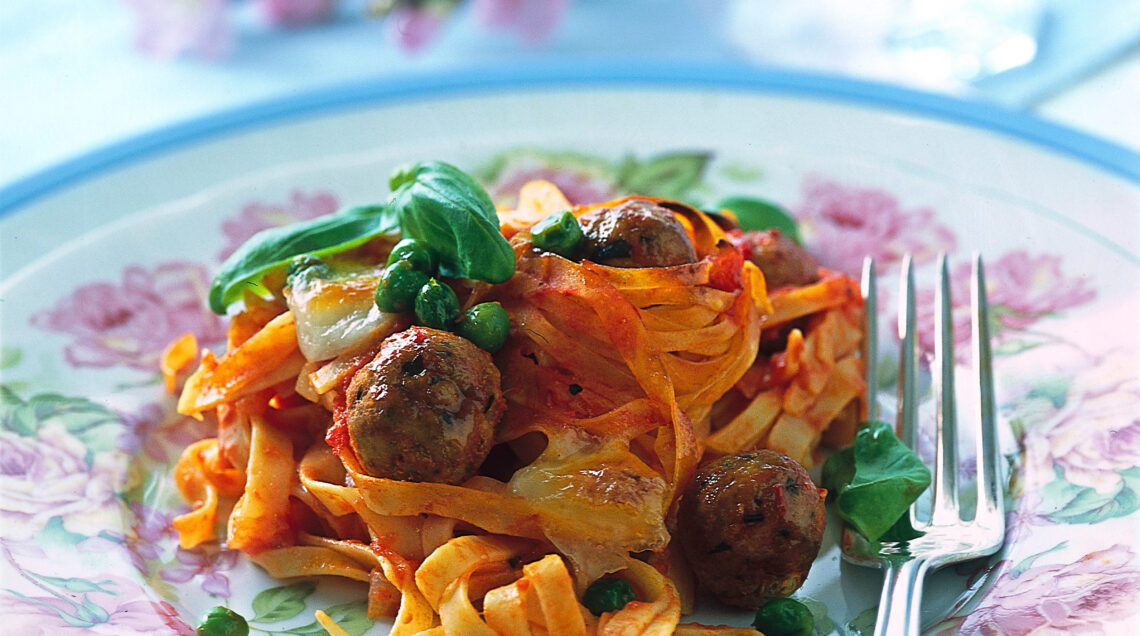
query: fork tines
[
  {"left": 854, "top": 253, "right": 1006, "bottom": 636},
  {"left": 861, "top": 253, "right": 1005, "bottom": 538}
]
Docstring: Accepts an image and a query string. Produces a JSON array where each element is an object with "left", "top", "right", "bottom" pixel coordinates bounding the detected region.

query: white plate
[{"left": 2, "top": 66, "right": 1139, "bottom": 635}]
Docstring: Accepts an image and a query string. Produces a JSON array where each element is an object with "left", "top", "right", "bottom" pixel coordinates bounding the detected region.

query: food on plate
[
  {"left": 734, "top": 229, "right": 821, "bottom": 290},
  {"left": 344, "top": 326, "right": 505, "bottom": 484},
  {"left": 822, "top": 420, "right": 932, "bottom": 543},
  {"left": 577, "top": 198, "right": 699, "bottom": 268},
  {"left": 196, "top": 605, "right": 249, "bottom": 636},
  {"left": 751, "top": 598, "right": 815, "bottom": 636},
  {"left": 165, "top": 160, "right": 867, "bottom": 634},
  {"left": 677, "top": 450, "right": 827, "bottom": 609}
]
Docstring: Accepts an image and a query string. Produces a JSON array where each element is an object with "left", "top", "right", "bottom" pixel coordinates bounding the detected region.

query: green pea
[
  {"left": 387, "top": 237, "right": 438, "bottom": 273},
  {"left": 196, "top": 605, "right": 248, "bottom": 636},
  {"left": 582, "top": 576, "right": 636, "bottom": 616},
  {"left": 457, "top": 302, "right": 511, "bottom": 353},
  {"left": 414, "top": 278, "right": 461, "bottom": 330},
  {"left": 375, "top": 260, "right": 430, "bottom": 313},
  {"left": 752, "top": 598, "right": 814, "bottom": 636},
  {"left": 530, "top": 210, "right": 584, "bottom": 258}
]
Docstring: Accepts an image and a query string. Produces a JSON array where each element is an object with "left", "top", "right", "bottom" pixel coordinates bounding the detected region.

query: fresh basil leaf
[
  {"left": 616, "top": 152, "right": 710, "bottom": 200},
  {"left": 835, "top": 421, "right": 931, "bottom": 542},
  {"left": 388, "top": 160, "right": 515, "bottom": 284},
  {"left": 878, "top": 512, "right": 925, "bottom": 543},
  {"left": 821, "top": 446, "right": 855, "bottom": 502},
  {"left": 715, "top": 196, "right": 803, "bottom": 245},
  {"left": 208, "top": 204, "right": 397, "bottom": 314}
]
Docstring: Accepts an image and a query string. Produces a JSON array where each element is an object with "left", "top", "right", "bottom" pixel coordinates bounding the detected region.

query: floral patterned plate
[{"left": 2, "top": 67, "right": 1139, "bottom": 635}]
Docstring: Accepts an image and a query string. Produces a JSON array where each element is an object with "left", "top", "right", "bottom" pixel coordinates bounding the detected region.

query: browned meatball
[
  {"left": 345, "top": 327, "right": 505, "bottom": 484},
  {"left": 677, "top": 450, "right": 826, "bottom": 609},
  {"left": 578, "top": 198, "right": 698, "bottom": 268},
  {"left": 737, "top": 229, "right": 820, "bottom": 289}
]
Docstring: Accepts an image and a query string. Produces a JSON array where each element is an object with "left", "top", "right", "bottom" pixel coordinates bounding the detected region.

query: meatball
[
  {"left": 345, "top": 327, "right": 505, "bottom": 484},
  {"left": 737, "top": 229, "right": 820, "bottom": 289},
  {"left": 578, "top": 198, "right": 698, "bottom": 268},
  {"left": 677, "top": 450, "right": 826, "bottom": 609}
]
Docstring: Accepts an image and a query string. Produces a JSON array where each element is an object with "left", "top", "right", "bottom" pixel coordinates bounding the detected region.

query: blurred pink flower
[
  {"left": 472, "top": 0, "right": 573, "bottom": 43},
  {"left": 218, "top": 189, "right": 340, "bottom": 261},
  {"left": 122, "top": 0, "right": 232, "bottom": 59},
  {"left": 914, "top": 250, "right": 1096, "bottom": 359},
  {"left": 385, "top": 1, "right": 459, "bottom": 53},
  {"left": 255, "top": 0, "right": 335, "bottom": 25},
  {"left": 794, "top": 177, "right": 956, "bottom": 276},
  {"left": 958, "top": 544, "right": 1140, "bottom": 635},
  {"left": 30, "top": 262, "right": 226, "bottom": 371}
]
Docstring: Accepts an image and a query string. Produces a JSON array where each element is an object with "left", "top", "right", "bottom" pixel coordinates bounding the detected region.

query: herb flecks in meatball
[
  {"left": 578, "top": 199, "right": 698, "bottom": 268},
  {"left": 736, "top": 229, "right": 820, "bottom": 289},
  {"left": 677, "top": 450, "right": 826, "bottom": 609},
  {"left": 345, "top": 327, "right": 505, "bottom": 484}
]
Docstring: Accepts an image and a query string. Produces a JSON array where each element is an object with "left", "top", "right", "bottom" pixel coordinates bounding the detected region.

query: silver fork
[{"left": 842, "top": 253, "right": 1006, "bottom": 636}]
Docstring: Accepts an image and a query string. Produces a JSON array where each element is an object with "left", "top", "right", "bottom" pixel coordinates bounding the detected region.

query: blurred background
[{"left": 2, "top": 0, "right": 1139, "bottom": 188}]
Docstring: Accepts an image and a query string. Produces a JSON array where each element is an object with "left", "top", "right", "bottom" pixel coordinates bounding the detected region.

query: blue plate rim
[{"left": 2, "top": 61, "right": 1138, "bottom": 216}]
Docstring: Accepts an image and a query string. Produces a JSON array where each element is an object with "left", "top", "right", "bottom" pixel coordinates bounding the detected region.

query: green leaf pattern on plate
[{"left": 251, "top": 581, "right": 318, "bottom": 624}]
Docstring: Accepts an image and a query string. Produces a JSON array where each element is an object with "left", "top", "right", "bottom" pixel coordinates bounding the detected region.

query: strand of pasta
[
  {"left": 171, "top": 438, "right": 245, "bottom": 548},
  {"left": 178, "top": 310, "right": 306, "bottom": 417},
  {"left": 227, "top": 414, "right": 296, "bottom": 554}
]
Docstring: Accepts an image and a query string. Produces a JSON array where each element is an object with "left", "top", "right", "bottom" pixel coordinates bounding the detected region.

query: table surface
[{"left": 2, "top": 0, "right": 1138, "bottom": 212}]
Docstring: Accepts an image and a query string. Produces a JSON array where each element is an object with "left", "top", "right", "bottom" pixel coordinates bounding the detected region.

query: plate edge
[{"left": 1, "top": 62, "right": 1138, "bottom": 216}]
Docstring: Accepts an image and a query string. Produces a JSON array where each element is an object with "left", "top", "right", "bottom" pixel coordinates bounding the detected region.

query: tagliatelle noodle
[
  {"left": 702, "top": 265, "right": 867, "bottom": 467},
  {"left": 171, "top": 438, "right": 244, "bottom": 547},
  {"left": 168, "top": 182, "right": 867, "bottom": 634},
  {"left": 178, "top": 310, "right": 306, "bottom": 418},
  {"left": 160, "top": 331, "right": 198, "bottom": 393},
  {"left": 226, "top": 414, "right": 296, "bottom": 553}
]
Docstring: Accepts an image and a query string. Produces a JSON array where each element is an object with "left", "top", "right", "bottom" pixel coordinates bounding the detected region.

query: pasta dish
[{"left": 164, "top": 161, "right": 865, "bottom": 635}]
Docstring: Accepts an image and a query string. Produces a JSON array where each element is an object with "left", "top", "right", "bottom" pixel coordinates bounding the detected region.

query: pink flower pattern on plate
[
  {"left": 385, "top": 2, "right": 457, "bottom": 53},
  {"left": 0, "top": 571, "right": 195, "bottom": 635},
  {"left": 1035, "top": 350, "right": 1140, "bottom": 488},
  {"left": 914, "top": 250, "right": 1097, "bottom": 360},
  {"left": 118, "top": 502, "right": 181, "bottom": 576},
  {"left": 254, "top": 0, "right": 335, "bottom": 26},
  {"left": 0, "top": 424, "right": 128, "bottom": 541},
  {"left": 954, "top": 544, "right": 1140, "bottom": 635},
  {"left": 471, "top": 0, "right": 574, "bottom": 43},
  {"left": 794, "top": 176, "right": 957, "bottom": 276},
  {"left": 160, "top": 545, "right": 240, "bottom": 597},
  {"left": 29, "top": 262, "right": 225, "bottom": 371},
  {"left": 217, "top": 190, "right": 340, "bottom": 262},
  {"left": 119, "top": 402, "right": 214, "bottom": 464}
]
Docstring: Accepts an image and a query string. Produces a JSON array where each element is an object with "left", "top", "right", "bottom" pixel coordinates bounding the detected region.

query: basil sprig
[
  {"left": 208, "top": 204, "right": 397, "bottom": 314},
  {"left": 388, "top": 160, "right": 515, "bottom": 284},
  {"left": 207, "top": 161, "right": 516, "bottom": 315},
  {"left": 822, "top": 420, "right": 931, "bottom": 542}
]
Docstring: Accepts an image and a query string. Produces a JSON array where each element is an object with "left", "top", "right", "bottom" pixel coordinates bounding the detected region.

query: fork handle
[{"left": 874, "top": 558, "right": 929, "bottom": 636}]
